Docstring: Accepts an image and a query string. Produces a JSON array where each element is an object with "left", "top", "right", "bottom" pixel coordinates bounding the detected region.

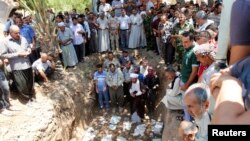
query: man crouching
[{"left": 32, "top": 53, "right": 55, "bottom": 83}]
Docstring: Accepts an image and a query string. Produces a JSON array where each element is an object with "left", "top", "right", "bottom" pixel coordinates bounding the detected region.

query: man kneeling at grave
[
  {"left": 179, "top": 83, "right": 211, "bottom": 141},
  {"left": 32, "top": 53, "right": 55, "bottom": 83}
]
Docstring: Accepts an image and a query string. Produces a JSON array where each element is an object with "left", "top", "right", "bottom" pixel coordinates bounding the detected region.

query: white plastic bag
[
  {"left": 123, "top": 121, "right": 132, "bottom": 131},
  {"left": 116, "top": 136, "right": 127, "bottom": 141},
  {"left": 110, "top": 115, "right": 121, "bottom": 125},
  {"left": 152, "top": 122, "right": 164, "bottom": 135},
  {"left": 101, "top": 134, "right": 112, "bottom": 141},
  {"left": 133, "top": 124, "right": 146, "bottom": 136},
  {"left": 82, "top": 127, "right": 97, "bottom": 141}
]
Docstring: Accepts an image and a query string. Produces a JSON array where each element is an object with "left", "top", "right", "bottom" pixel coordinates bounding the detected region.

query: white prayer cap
[
  {"left": 130, "top": 73, "right": 138, "bottom": 78},
  {"left": 140, "top": 11, "right": 146, "bottom": 16},
  {"left": 58, "top": 22, "right": 66, "bottom": 27}
]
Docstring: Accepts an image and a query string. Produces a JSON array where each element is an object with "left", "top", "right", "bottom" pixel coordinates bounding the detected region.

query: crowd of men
[
  {"left": 0, "top": 11, "right": 56, "bottom": 114},
  {"left": 94, "top": 51, "right": 160, "bottom": 122},
  {"left": 1, "top": 0, "right": 250, "bottom": 141}
]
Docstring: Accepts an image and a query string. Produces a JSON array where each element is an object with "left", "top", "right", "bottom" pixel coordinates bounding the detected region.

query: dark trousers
[
  {"left": 12, "top": 68, "right": 34, "bottom": 99},
  {"left": 29, "top": 48, "right": 41, "bottom": 64},
  {"left": 59, "top": 53, "right": 64, "bottom": 67},
  {"left": 131, "top": 95, "right": 145, "bottom": 119},
  {"left": 123, "top": 82, "right": 131, "bottom": 106},
  {"left": 120, "top": 30, "right": 129, "bottom": 49},
  {"left": 146, "top": 89, "right": 156, "bottom": 113},
  {"left": 74, "top": 43, "right": 84, "bottom": 62},
  {"left": 164, "top": 42, "right": 175, "bottom": 66},
  {"left": 34, "top": 67, "right": 54, "bottom": 82},
  {"left": 85, "top": 39, "right": 91, "bottom": 56},
  {"left": 109, "top": 86, "right": 124, "bottom": 107},
  {"left": 0, "top": 71, "right": 10, "bottom": 109},
  {"left": 152, "top": 36, "right": 158, "bottom": 54},
  {"left": 89, "top": 33, "right": 98, "bottom": 54}
]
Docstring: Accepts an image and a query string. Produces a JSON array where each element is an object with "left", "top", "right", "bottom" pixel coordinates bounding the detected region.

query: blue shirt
[
  {"left": 231, "top": 56, "right": 250, "bottom": 108},
  {"left": 138, "top": 73, "right": 144, "bottom": 82},
  {"left": 94, "top": 71, "right": 107, "bottom": 91},
  {"left": 112, "top": 0, "right": 123, "bottom": 17},
  {"left": 20, "top": 24, "right": 35, "bottom": 44}
]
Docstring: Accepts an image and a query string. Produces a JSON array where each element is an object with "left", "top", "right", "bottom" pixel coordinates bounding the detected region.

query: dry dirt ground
[
  {"left": 0, "top": 46, "right": 182, "bottom": 141},
  {"left": 77, "top": 50, "right": 183, "bottom": 141}
]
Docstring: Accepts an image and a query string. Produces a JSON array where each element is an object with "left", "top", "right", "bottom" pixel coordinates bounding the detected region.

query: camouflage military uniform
[
  {"left": 143, "top": 15, "right": 153, "bottom": 50},
  {"left": 172, "top": 21, "right": 194, "bottom": 65}
]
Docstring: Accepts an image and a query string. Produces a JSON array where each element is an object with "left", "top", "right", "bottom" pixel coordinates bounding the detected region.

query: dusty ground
[
  {"left": 82, "top": 105, "right": 163, "bottom": 141},
  {"left": 78, "top": 50, "right": 182, "bottom": 141},
  {"left": 0, "top": 48, "right": 182, "bottom": 141}
]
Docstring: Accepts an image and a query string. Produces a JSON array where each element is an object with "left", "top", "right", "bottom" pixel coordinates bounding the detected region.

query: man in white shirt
[
  {"left": 99, "top": 0, "right": 112, "bottom": 17},
  {"left": 70, "top": 17, "right": 86, "bottom": 62},
  {"left": 118, "top": 9, "right": 131, "bottom": 49},
  {"left": 32, "top": 53, "right": 55, "bottom": 82},
  {"left": 78, "top": 14, "right": 91, "bottom": 40},
  {"left": 78, "top": 14, "right": 91, "bottom": 56},
  {"left": 195, "top": 10, "right": 214, "bottom": 32}
]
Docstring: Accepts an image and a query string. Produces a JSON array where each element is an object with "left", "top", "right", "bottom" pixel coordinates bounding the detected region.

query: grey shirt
[{"left": 0, "top": 36, "right": 31, "bottom": 71}]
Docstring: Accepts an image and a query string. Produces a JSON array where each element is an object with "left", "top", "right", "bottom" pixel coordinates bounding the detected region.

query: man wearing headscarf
[
  {"left": 57, "top": 22, "right": 78, "bottom": 68},
  {"left": 143, "top": 66, "right": 160, "bottom": 113},
  {"left": 193, "top": 43, "right": 217, "bottom": 116},
  {"left": 96, "top": 12, "right": 110, "bottom": 52},
  {"left": 129, "top": 73, "right": 146, "bottom": 123}
]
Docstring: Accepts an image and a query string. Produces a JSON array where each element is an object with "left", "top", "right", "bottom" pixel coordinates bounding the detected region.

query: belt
[{"left": 120, "top": 29, "right": 128, "bottom": 31}]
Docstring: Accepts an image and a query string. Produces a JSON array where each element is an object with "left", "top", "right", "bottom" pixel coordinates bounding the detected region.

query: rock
[
  {"left": 133, "top": 124, "right": 146, "bottom": 136},
  {"left": 101, "top": 134, "right": 112, "bottom": 141},
  {"left": 116, "top": 136, "right": 127, "bottom": 141}
]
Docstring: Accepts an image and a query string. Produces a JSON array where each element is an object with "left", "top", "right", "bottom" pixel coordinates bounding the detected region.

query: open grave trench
[{"left": 0, "top": 50, "right": 182, "bottom": 141}]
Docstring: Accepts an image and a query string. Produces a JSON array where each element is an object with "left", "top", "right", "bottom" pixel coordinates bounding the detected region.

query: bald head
[
  {"left": 160, "top": 14, "right": 167, "bottom": 22},
  {"left": 10, "top": 25, "right": 20, "bottom": 33},
  {"left": 41, "top": 53, "right": 48, "bottom": 63},
  {"left": 9, "top": 25, "right": 20, "bottom": 40}
]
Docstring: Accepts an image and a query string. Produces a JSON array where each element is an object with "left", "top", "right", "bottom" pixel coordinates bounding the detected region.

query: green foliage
[
  {"left": 47, "top": 0, "right": 91, "bottom": 13},
  {"left": 21, "top": 0, "right": 59, "bottom": 56}
]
